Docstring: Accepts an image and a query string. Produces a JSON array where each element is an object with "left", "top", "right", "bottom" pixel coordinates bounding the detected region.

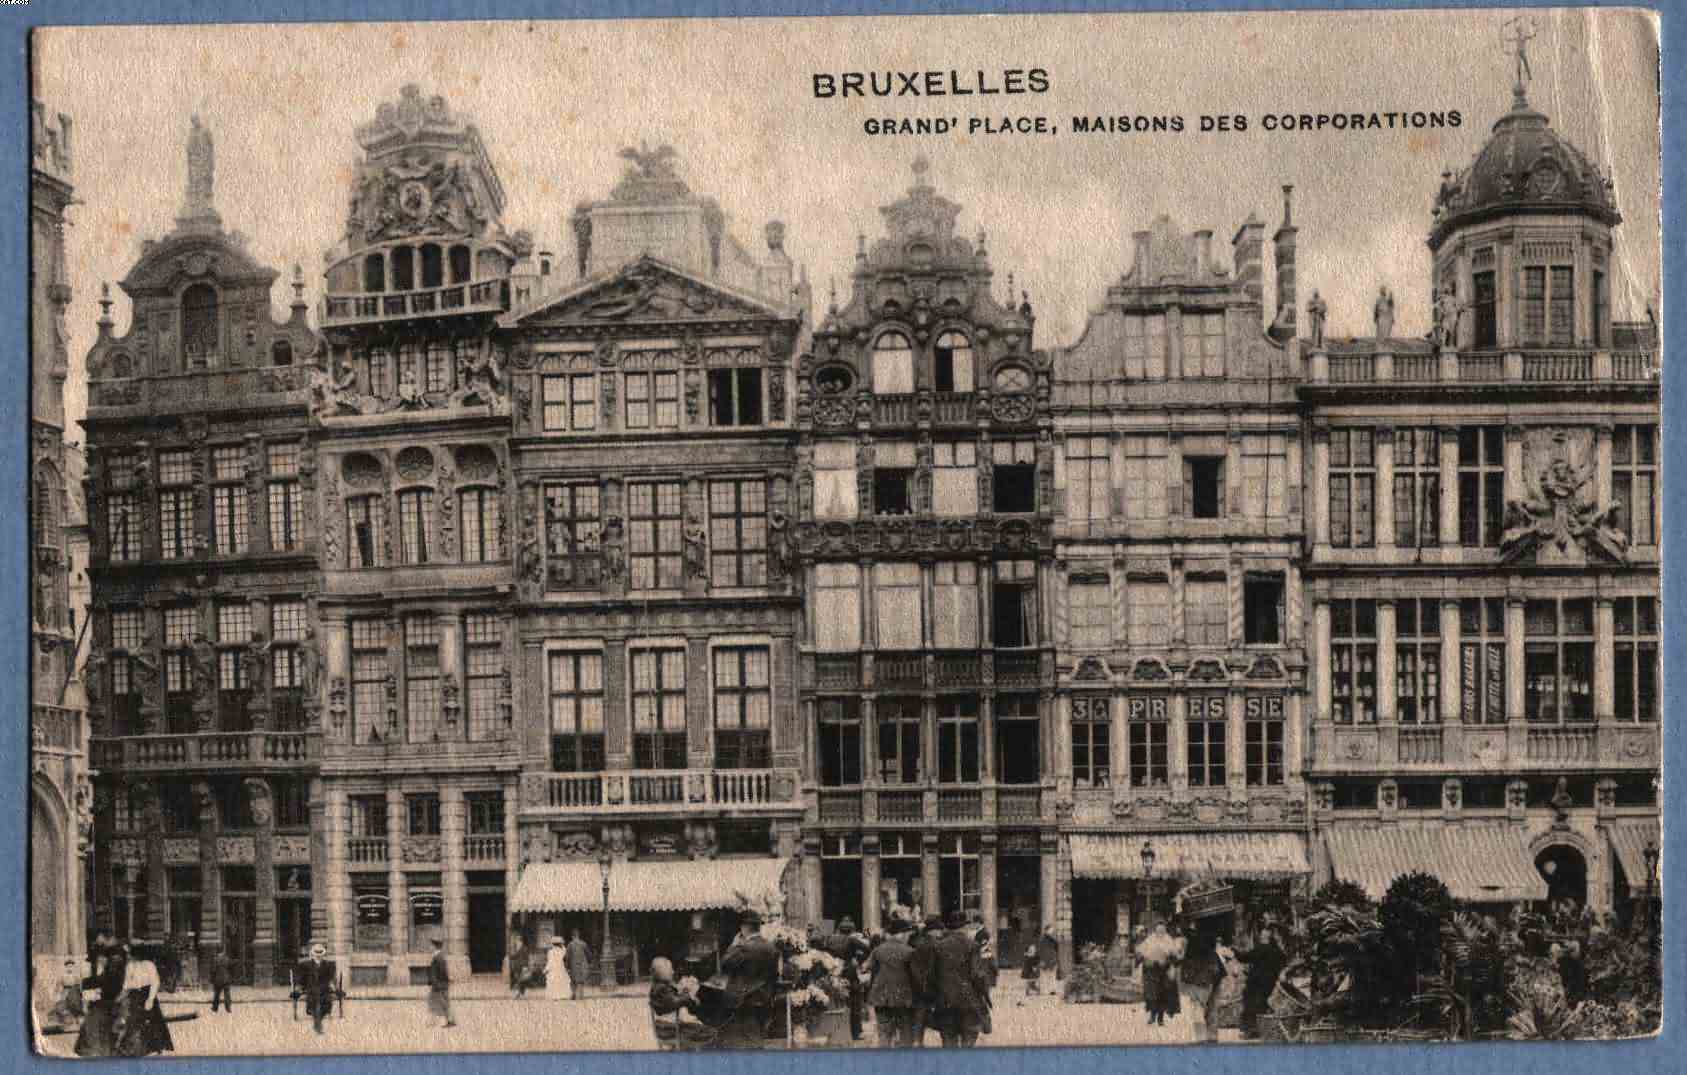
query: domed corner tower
[{"left": 1427, "top": 71, "right": 1623, "bottom": 353}]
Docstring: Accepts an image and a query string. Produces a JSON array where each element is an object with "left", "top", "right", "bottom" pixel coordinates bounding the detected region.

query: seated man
[{"left": 648, "top": 957, "right": 712, "bottom": 1047}]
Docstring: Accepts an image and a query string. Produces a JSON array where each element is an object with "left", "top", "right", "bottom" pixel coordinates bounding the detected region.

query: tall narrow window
[
  {"left": 159, "top": 450, "right": 194, "bottom": 560},
  {"left": 367, "top": 347, "right": 394, "bottom": 398},
  {"left": 347, "top": 495, "right": 386, "bottom": 569},
  {"left": 871, "top": 442, "right": 915, "bottom": 516},
  {"left": 107, "top": 451, "right": 142, "bottom": 563},
  {"left": 1459, "top": 597, "right": 1506, "bottom": 725},
  {"left": 1066, "top": 436, "right": 1110, "bottom": 522},
  {"left": 396, "top": 343, "right": 421, "bottom": 395},
  {"left": 1068, "top": 575, "right": 1111, "bottom": 650},
  {"left": 708, "top": 368, "right": 764, "bottom": 426},
  {"left": 872, "top": 332, "right": 915, "bottom": 394},
  {"left": 407, "top": 794, "right": 441, "bottom": 836},
  {"left": 1185, "top": 457, "right": 1225, "bottom": 519},
  {"left": 1238, "top": 436, "right": 1285, "bottom": 519},
  {"left": 109, "top": 609, "right": 144, "bottom": 735},
  {"left": 1072, "top": 695, "right": 1111, "bottom": 788},
  {"left": 1122, "top": 314, "right": 1166, "bottom": 380},
  {"left": 459, "top": 488, "right": 502, "bottom": 563},
  {"left": 419, "top": 244, "right": 444, "bottom": 290},
  {"left": 216, "top": 602, "right": 252, "bottom": 732},
  {"left": 1186, "top": 694, "right": 1226, "bottom": 787},
  {"left": 1549, "top": 266, "right": 1574, "bottom": 345},
  {"left": 542, "top": 374, "right": 596, "bottom": 431},
  {"left": 1242, "top": 573, "right": 1284, "bottom": 645},
  {"left": 1329, "top": 429, "right": 1375, "bottom": 547},
  {"left": 1127, "top": 695, "right": 1169, "bottom": 787},
  {"left": 1613, "top": 425, "right": 1657, "bottom": 547},
  {"left": 1395, "top": 598, "right": 1441, "bottom": 725},
  {"left": 713, "top": 646, "right": 771, "bottom": 769},
  {"left": 1330, "top": 598, "right": 1377, "bottom": 724},
  {"left": 405, "top": 617, "right": 442, "bottom": 743},
  {"left": 543, "top": 483, "right": 600, "bottom": 590},
  {"left": 932, "top": 442, "right": 978, "bottom": 516},
  {"left": 268, "top": 443, "right": 303, "bottom": 552},
  {"left": 995, "top": 693, "right": 1041, "bottom": 784},
  {"left": 1184, "top": 576, "right": 1228, "bottom": 647},
  {"left": 933, "top": 561, "right": 980, "bottom": 649},
  {"left": 1122, "top": 436, "right": 1168, "bottom": 521},
  {"left": 993, "top": 560, "right": 1038, "bottom": 648},
  {"left": 628, "top": 481, "right": 682, "bottom": 589},
  {"left": 1472, "top": 270, "right": 1497, "bottom": 349},
  {"left": 464, "top": 614, "right": 503, "bottom": 741},
  {"left": 1127, "top": 578, "right": 1171, "bottom": 647},
  {"left": 874, "top": 563, "right": 923, "bottom": 650},
  {"left": 876, "top": 697, "right": 921, "bottom": 784},
  {"left": 1457, "top": 426, "right": 1504, "bottom": 547},
  {"left": 992, "top": 440, "right": 1037, "bottom": 513},
  {"left": 1525, "top": 598, "right": 1593, "bottom": 723},
  {"left": 1181, "top": 311, "right": 1225, "bottom": 378},
  {"left": 814, "top": 441, "right": 859, "bottom": 520},
  {"left": 164, "top": 606, "right": 196, "bottom": 734},
  {"left": 709, "top": 479, "right": 767, "bottom": 587},
  {"left": 1614, "top": 597, "right": 1659, "bottom": 723},
  {"left": 818, "top": 697, "right": 862, "bottom": 786},
  {"left": 631, "top": 648, "right": 686, "bottom": 769},
  {"left": 1393, "top": 428, "right": 1441, "bottom": 548},
  {"left": 936, "top": 695, "right": 980, "bottom": 784},
  {"left": 351, "top": 620, "right": 388, "bottom": 744},
  {"left": 933, "top": 331, "right": 973, "bottom": 392},
  {"left": 211, "top": 447, "right": 248, "bottom": 555},
  {"left": 549, "top": 651, "right": 605, "bottom": 772},
  {"left": 363, "top": 254, "right": 385, "bottom": 294},
  {"left": 391, "top": 248, "right": 415, "bottom": 292},
  {"left": 270, "top": 598, "right": 306, "bottom": 731},
  {"left": 397, "top": 489, "right": 435, "bottom": 565},
  {"left": 424, "top": 341, "right": 453, "bottom": 395},
  {"left": 625, "top": 370, "right": 680, "bottom": 429},
  {"left": 1522, "top": 266, "right": 1547, "bottom": 345},
  {"left": 1245, "top": 695, "right": 1285, "bottom": 787},
  {"left": 1592, "top": 270, "right": 1607, "bottom": 347},
  {"left": 181, "top": 283, "right": 219, "bottom": 368},
  {"left": 814, "top": 564, "right": 862, "bottom": 652}
]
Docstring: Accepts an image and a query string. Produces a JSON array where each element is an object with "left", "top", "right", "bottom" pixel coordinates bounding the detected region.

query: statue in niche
[
  {"left": 1373, "top": 285, "right": 1395, "bottom": 341},
  {"left": 1306, "top": 291, "right": 1328, "bottom": 348}
]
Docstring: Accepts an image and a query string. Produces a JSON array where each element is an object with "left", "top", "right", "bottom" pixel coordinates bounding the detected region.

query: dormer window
[
  {"left": 934, "top": 331, "right": 973, "bottom": 392},
  {"left": 181, "top": 282, "right": 219, "bottom": 369},
  {"left": 272, "top": 340, "right": 294, "bottom": 367},
  {"left": 873, "top": 331, "right": 914, "bottom": 394},
  {"left": 363, "top": 254, "right": 385, "bottom": 293},
  {"left": 1522, "top": 266, "right": 1574, "bottom": 347}
]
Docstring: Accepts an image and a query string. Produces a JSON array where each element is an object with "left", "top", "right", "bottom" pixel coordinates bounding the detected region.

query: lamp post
[
  {"left": 1140, "top": 840, "right": 1157, "bottom": 934},
  {"left": 1642, "top": 840, "right": 1659, "bottom": 930},
  {"left": 598, "top": 849, "right": 613, "bottom": 992}
]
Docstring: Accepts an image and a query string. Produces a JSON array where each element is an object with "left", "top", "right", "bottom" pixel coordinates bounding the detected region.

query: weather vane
[{"left": 1502, "top": 14, "right": 1537, "bottom": 96}]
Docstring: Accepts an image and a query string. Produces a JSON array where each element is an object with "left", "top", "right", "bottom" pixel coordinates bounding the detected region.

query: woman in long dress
[
  {"left": 545, "top": 939, "right": 572, "bottom": 1001},
  {"left": 116, "top": 949, "right": 173, "bottom": 1057}
]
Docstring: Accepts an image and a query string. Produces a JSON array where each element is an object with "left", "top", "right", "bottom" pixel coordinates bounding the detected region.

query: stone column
[
  {"left": 1055, "top": 835, "right": 1074, "bottom": 976},
  {"left": 1226, "top": 689, "right": 1247, "bottom": 793},
  {"left": 1313, "top": 600, "right": 1331, "bottom": 722},
  {"left": 1285, "top": 430, "right": 1303, "bottom": 518},
  {"left": 1376, "top": 601, "right": 1397, "bottom": 724},
  {"left": 1440, "top": 600, "right": 1462, "bottom": 725},
  {"left": 1168, "top": 693, "right": 1189, "bottom": 790},
  {"left": 1225, "top": 428, "right": 1244, "bottom": 516},
  {"left": 386, "top": 787, "right": 408, "bottom": 972},
  {"left": 1285, "top": 692, "right": 1305, "bottom": 781},
  {"left": 979, "top": 693, "right": 995, "bottom": 783},
  {"left": 980, "top": 835, "right": 999, "bottom": 940},
  {"left": 604, "top": 639, "right": 629, "bottom": 769},
  {"left": 1594, "top": 598, "right": 1616, "bottom": 723},
  {"left": 1503, "top": 424, "right": 1526, "bottom": 508},
  {"left": 441, "top": 785, "right": 470, "bottom": 978},
  {"left": 253, "top": 784, "right": 277, "bottom": 983},
  {"left": 921, "top": 834, "right": 941, "bottom": 918},
  {"left": 800, "top": 843, "right": 823, "bottom": 930},
  {"left": 861, "top": 837, "right": 882, "bottom": 933},
  {"left": 686, "top": 637, "right": 712, "bottom": 770},
  {"left": 1166, "top": 434, "right": 1185, "bottom": 520},
  {"left": 438, "top": 614, "right": 463, "bottom": 740},
  {"left": 1311, "top": 428, "right": 1330, "bottom": 548},
  {"left": 1505, "top": 599, "right": 1526, "bottom": 722},
  {"left": 1428, "top": 428, "right": 1457, "bottom": 554},
  {"left": 1039, "top": 836, "right": 1058, "bottom": 938},
  {"left": 1375, "top": 427, "right": 1396, "bottom": 551},
  {"left": 324, "top": 783, "right": 349, "bottom": 963},
  {"left": 1595, "top": 423, "right": 1614, "bottom": 508},
  {"left": 502, "top": 776, "right": 520, "bottom": 944}
]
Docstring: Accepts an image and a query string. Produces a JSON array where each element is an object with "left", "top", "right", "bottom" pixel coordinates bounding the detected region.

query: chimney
[
  {"left": 1193, "top": 229, "right": 1214, "bottom": 276},
  {"left": 1231, "top": 212, "right": 1264, "bottom": 303},
  {"left": 1271, "top": 185, "right": 1297, "bottom": 339},
  {"left": 1127, "top": 229, "right": 1151, "bottom": 284}
]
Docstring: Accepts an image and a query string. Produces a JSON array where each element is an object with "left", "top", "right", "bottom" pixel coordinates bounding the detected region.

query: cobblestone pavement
[{"left": 39, "top": 987, "right": 1241, "bottom": 1056}]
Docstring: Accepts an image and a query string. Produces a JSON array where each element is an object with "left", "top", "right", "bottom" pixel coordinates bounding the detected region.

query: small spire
[
  {"left": 97, "top": 282, "right": 112, "bottom": 325},
  {"left": 291, "top": 263, "right": 306, "bottom": 306},
  {"left": 1281, "top": 184, "right": 1294, "bottom": 227},
  {"left": 828, "top": 276, "right": 838, "bottom": 312},
  {"left": 856, "top": 233, "right": 866, "bottom": 262},
  {"left": 977, "top": 228, "right": 988, "bottom": 255},
  {"left": 1006, "top": 271, "right": 1015, "bottom": 305},
  {"left": 911, "top": 154, "right": 931, "bottom": 187}
]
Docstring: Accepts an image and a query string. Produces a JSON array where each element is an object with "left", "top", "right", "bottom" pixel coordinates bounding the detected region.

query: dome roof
[{"left": 1429, "top": 88, "right": 1620, "bottom": 248}]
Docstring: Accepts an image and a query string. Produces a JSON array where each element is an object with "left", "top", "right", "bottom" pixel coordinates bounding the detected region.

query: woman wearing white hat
[{"left": 545, "top": 937, "right": 573, "bottom": 1001}]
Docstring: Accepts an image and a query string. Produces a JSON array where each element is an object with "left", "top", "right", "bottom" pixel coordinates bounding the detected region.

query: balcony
[
  {"left": 814, "top": 655, "right": 861, "bottom": 691},
  {"left": 997, "top": 787, "right": 1044, "bottom": 821},
  {"left": 877, "top": 789, "right": 924, "bottom": 821},
  {"left": 526, "top": 768, "right": 801, "bottom": 816},
  {"left": 932, "top": 391, "right": 974, "bottom": 425},
  {"left": 1306, "top": 347, "right": 1656, "bottom": 390},
  {"left": 463, "top": 834, "right": 506, "bottom": 864},
  {"left": 1397, "top": 727, "right": 1444, "bottom": 765},
  {"left": 1314, "top": 721, "right": 1656, "bottom": 772},
  {"left": 819, "top": 790, "right": 863, "bottom": 823},
  {"left": 1526, "top": 725, "right": 1597, "bottom": 764},
  {"left": 32, "top": 703, "right": 83, "bottom": 754},
  {"left": 347, "top": 836, "right": 388, "bottom": 864},
  {"left": 995, "top": 651, "right": 1044, "bottom": 688},
  {"left": 320, "top": 279, "right": 509, "bottom": 328},
  {"left": 87, "top": 364, "right": 312, "bottom": 412},
  {"left": 89, "top": 730, "right": 322, "bottom": 772},
  {"left": 933, "top": 652, "right": 980, "bottom": 687},
  {"left": 875, "top": 653, "right": 925, "bottom": 689},
  {"left": 873, "top": 394, "right": 917, "bottom": 426},
  {"left": 937, "top": 789, "right": 983, "bottom": 821}
]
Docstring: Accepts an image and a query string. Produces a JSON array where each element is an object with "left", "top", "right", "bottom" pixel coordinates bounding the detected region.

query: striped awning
[
  {"left": 1607, "top": 821, "right": 1662, "bottom": 889},
  {"left": 510, "top": 857, "right": 789, "bottom": 914},
  {"left": 1324, "top": 826, "right": 1547, "bottom": 902},
  {"left": 1070, "top": 833, "right": 1310, "bottom": 881}
]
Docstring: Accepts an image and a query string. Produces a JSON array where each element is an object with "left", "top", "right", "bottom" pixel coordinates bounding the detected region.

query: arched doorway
[
  {"left": 31, "top": 787, "right": 65, "bottom": 954},
  {"left": 1534, "top": 844, "right": 1588, "bottom": 909}
]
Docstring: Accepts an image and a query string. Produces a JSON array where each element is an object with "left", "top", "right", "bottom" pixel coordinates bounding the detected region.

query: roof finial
[
  {"left": 182, "top": 114, "right": 216, "bottom": 219},
  {"left": 856, "top": 233, "right": 867, "bottom": 262},
  {"left": 292, "top": 264, "right": 306, "bottom": 306},
  {"left": 828, "top": 276, "right": 838, "bottom": 312},
  {"left": 97, "top": 282, "right": 112, "bottom": 325},
  {"left": 911, "top": 154, "right": 931, "bottom": 187},
  {"left": 1502, "top": 14, "right": 1537, "bottom": 106}
]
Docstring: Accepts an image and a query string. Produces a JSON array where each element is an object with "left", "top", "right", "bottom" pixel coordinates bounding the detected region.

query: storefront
[
  {"left": 1321, "top": 825, "right": 1548, "bottom": 912},
  {"left": 509, "top": 857, "right": 790, "bottom": 985}
]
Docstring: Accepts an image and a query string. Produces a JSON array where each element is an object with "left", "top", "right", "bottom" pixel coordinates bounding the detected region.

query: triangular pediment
[{"left": 502, "top": 254, "right": 789, "bottom": 328}]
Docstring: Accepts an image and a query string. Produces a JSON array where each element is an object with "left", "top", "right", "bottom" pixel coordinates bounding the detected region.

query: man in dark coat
[
  {"left": 924, "top": 911, "right": 991, "bottom": 1047},
  {"left": 865, "top": 917, "right": 918, "bottom": 1047},
  {"left": 74, "top": 930, "right": 125, "bottom": 1057},
  {"left": 821, "top": 915, "right": 870, "bottom": 1040},
  {"left": 427, "top": 935, "right": 456, "bottom": 1028},
  {"left": 299, "top": 942, "right": 337, "bottom": 1035},
  {"left": 508, "top": 933, "right": 528, "bottom": 998},
  {"left": 1234, "top": 925, "right": 1287, "bottom": 1038},
  {"left": 209, "top": 947, "right": 233, "bottom": 1012},
  {"left": 909, "top": 913, "right": 944, "bottom": 1047},
  {"left": 565, "top": 930, "right": 593, "bottom": 998},
  {"left": 698, "top": 910, "right": 781, "bottom": 1048}
]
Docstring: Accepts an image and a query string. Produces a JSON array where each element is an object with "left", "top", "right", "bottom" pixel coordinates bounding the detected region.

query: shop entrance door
[
  {"left": 274, "top": 899, "right": 312, "bottom": 982},
  {"left": 1070, "top": 878, "right": 1116, "bottom": 953},
  {"left": 997, "top": 854, "right": 1041, "bottom": 968},
  {"left": 468, "top": 891, "right": 506, "bottom": 974}
]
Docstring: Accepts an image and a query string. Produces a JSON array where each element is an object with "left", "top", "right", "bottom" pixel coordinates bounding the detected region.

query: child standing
[{"left": 1018, "top": 943, "right": 1041, "bottom": 1004}]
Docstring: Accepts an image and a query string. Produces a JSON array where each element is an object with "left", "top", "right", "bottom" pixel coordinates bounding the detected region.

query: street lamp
[
  {"left": 1642, "top": 841, "right": 1659, "bottom": 928},
  {"left": 1140, "top": 840, "right": 1157, "bottom": 934},
  {"left": 597, "top": 848, "right": 613, "bottom": 991}
]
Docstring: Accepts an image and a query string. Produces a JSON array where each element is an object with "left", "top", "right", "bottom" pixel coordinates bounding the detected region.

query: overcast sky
[{"left": 38, "top": 8, "right": 1660, "bottom": 436}]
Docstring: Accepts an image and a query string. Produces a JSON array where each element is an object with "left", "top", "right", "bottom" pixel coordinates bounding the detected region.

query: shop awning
[
  {"left": 1070, "top": 833, "right": 1309, "bottom": 881},
  {"left": 1324, "top": 826, "right": 1547, "bottom": 902},
  {"left": 1607, "top": 821, "right": 1662, "bottom": 889},
  {"left": 510, "top": 857, "right": 790, "bottom": 914}
]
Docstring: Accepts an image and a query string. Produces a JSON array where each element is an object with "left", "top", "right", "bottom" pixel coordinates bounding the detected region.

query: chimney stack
[
  {"left": 1231, "top": 213, "right": 1264, "bottom": 303},
  {"left": 1271, "top": 185, "right": 1298, "bottom": 339},
  {"left": 1128, "top": 229, "right": 1151, "bottom": 283},
  {"left": 1193, "top": 229, "right": 1214, "bottom": 277}
]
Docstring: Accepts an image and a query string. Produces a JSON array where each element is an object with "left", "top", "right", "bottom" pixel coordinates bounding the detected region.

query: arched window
[
  {"left": 181, "top": 283, "right": 220, "bottom": 369},
  {"left": 934, "top": 331, "right": 974, "bottom": 392},
  {"left": 420, "top": 244, "right": 444, "bottom": 289},
  {"left": 460, "top": 487, "right": 502, "bottom": 563},
  {"left": 33, "top": 468, "right": 57, "bottom": 546},
  {"left": 272, "top": 340, "right": 294, "bottom": 367},
  {"left": 391, "top": 247, "right": 415, "bottom": 292},
  {"left": 363, "top": 254, "right": 386, "bottom": 294},
  {"left": 449, "top": 245, "right": 472, "bottom": 285},
  {"left": 872, "top": 331, "right": 914, "bottom": 394}
]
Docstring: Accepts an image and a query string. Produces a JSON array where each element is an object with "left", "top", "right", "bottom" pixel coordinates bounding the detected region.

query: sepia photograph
[{"left": 25, "top": 5, "right": 1663, "bottom": 1059}]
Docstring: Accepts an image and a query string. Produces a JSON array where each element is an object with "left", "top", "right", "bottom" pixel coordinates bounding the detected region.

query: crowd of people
[
  {"left": 63, "top": 927, "right": 176, "bottom": 1057},
  {"left": 1134, "top": 918, "right": 1288, "bottom": 1042}
]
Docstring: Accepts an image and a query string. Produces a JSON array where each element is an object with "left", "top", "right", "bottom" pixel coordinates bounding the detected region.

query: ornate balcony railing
[
  {"left": 815, "top": 655, "right": 860, "bottom": 690},
  {"left": 995, "top": 651, "right": 1043, "bottom": 687},
  {"left": 933, "top": 652, "right": 980, "bottom": 687},
  {"left": 529, "top": 768, "right": 800, "bottom": 815},
  {"left": 932, "top": 392, "right": 975, "bottom": 425},
  {"left": 1306, "top": 347, "right": 1654, "bottom": 388},
  {"left": 347, "top": 836, "right": 388, "bottom": 864},
  {"left": 1527, "top": 726, "right": 1597, "bottom": 764},
  {"left": 1394, "top": 354, "right": 1440, "bottom": 381},
  {"left": 1397, "top": 726, "right": 1444, "bottom": 765},
  {"left": 937, "top": 789, "right": 983, "bottom": 821},
  {"left": 878, "top": 789, "right": 924, "bottom": 822},
  {"left": 1523, "top": 352, "right": 1592, "bottom": 381},
  {"left": 997, "top": 787, "right": 1043, "bottom": 821},
  {"left": 89, "top": 731, "right": 322, "bottom": 771},
  {"left": 819, "top": 790, "right": 863, "bottom": 823},
  {"left": 875, "top": 653, "right": 925, "bottom": 689},
  {"left": 873, "top": 394, "right": 918, "bottom": 426},
  {"left": 463, "top": 835, "right": 506, "bottom": 863},
  {"left": 32, "top": 704, "right": 83, "bottom": 753},
  {"left": 320, "top": 279, "right": 509, "bottom": 327},
  {"left": 1328, "top": 355, "right": 1375, "bottom": 383}
]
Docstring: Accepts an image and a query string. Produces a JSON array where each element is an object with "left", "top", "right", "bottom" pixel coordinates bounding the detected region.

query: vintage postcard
[{"left": 27, "top": 6, "right": 1661, "bottom": 1057}]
